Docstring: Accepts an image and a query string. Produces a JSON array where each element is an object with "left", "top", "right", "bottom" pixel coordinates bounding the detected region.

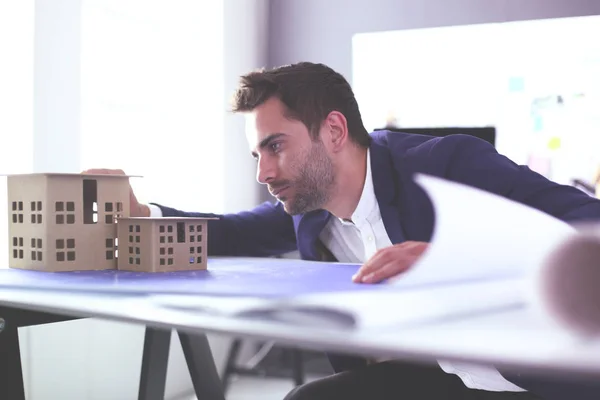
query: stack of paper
[{"left": 151, "top": 174, "right": 600, "bottom": 339}]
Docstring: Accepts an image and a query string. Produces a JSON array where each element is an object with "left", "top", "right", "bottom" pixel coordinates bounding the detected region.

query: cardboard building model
[
  {"left": 5, "top": 173, "right": 213, "bottom": 273},
  {"left": 116, "top": 217, "right": 214, "bottom": 273}
]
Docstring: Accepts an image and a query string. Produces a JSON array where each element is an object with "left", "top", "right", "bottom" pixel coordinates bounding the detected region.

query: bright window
[
  {"left": 0, "top": 0, "right": 35, "bottom": 268},
  {"left": 80, "top": 0, "right": 225, "bottom": 213}
]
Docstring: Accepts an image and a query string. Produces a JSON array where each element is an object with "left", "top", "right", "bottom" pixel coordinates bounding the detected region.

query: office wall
[
  {"left": 261, "top": 0, "right": 600, "bottom": 205},
  {"left": 268, "top": 0, "right": 600, "bottom": 83}
]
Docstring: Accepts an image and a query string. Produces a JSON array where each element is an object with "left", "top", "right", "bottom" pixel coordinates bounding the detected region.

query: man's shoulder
[
  {"left": 370, "top": 129, "right": 486, "bottom": 152},
  {"left": 369, "top": 129, "right": 488, "bottom": 170}
]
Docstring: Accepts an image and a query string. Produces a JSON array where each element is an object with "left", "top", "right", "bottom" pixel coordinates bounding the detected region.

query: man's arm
[
  {"left": 149, "top": 201, "right": 298, "bottom": 257},
  {"left": 441, "top": 134, "right": 600, "bottom": 223}
]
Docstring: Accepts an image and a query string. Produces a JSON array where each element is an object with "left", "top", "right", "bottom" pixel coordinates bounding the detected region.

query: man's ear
[{"left": 323, "top": 111, "right": 349, "bottom": 152}]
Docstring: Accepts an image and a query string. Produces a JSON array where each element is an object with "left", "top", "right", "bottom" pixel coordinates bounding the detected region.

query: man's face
[{"left": 247, "top": 97, "right": 335, "bottom": 215}]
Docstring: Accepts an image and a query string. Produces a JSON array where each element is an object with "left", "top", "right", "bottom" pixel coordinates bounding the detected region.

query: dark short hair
[{"left": 231, "top": 62, "right": 371, "bottom": 148}]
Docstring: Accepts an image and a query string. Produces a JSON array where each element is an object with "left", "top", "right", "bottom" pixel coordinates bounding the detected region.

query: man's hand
[
  {"left": 352, "top": 241, "right": 429, "bottom": 284},
  {"left": 81, "top": 168, "right": 150, "bottom": 217}
]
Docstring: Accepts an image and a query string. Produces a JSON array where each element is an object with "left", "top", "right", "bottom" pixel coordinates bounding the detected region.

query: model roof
[{"left": 1, "top": 173, "right": 141, "bottom": 178}]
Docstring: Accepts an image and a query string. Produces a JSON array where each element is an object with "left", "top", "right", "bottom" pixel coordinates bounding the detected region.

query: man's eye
[{"left": 270, "top": 142, "right": 281, "bottom": 152}]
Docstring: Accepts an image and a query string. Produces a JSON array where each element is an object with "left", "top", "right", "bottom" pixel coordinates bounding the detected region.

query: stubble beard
[{"left": 284, "top": 143, "right": 335, "bottom": 215}]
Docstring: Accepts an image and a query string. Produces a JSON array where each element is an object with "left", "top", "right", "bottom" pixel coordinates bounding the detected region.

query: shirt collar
[{"left": 338, "top": 149, "right": 376, "bottom": 226}]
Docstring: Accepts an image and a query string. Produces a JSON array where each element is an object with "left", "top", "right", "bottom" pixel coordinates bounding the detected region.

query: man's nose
[{"left": 256, "top": 156, "right": 275, "bottom": 184}]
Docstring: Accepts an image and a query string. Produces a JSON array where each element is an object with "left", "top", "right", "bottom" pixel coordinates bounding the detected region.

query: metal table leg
[
  {"left": 0, "top": 314, "right": 26, "bottom": 399},
  {"left": 178, "top": 331, "right": 225, "bottom": 400},
  {"left": 221, "top": 338, "right": 242, "bottom": 393},
  {"left": 0, "top": 306, "right": 76, "bottom": 400},
  {"left": 138, "top": 327, "right": 172, "bottom": 400}
]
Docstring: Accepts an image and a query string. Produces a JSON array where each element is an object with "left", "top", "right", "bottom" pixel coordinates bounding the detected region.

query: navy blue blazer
[
  {"left": 154, "top": 130, "right": 600, "bottom": 398},
  {"left": 156, "top": 130, "right": 600, "bottom": 260}
]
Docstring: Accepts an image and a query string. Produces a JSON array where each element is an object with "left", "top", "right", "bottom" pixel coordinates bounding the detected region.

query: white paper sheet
[
  {"left": 399, "top": 174, "right": 576, "bottom": 285},
  {"left": 149, "top": 278, "right": 525, "bottom": 330},
  {"left": 401, "top": 174, "right": 600, "bottom": 337}
]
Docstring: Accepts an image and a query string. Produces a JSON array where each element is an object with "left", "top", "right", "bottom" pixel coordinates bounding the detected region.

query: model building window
[
  {"left": 128, "top": 225, "right": 141, "bottom": 243},
  {"left": 128, "top": 256, "right": 141, "bottom": 265},
  {"left": 104, "top": 202, "right": 120, "bottom": 224},
  {"left": 189, "top": 246, "right": 202, "bottom": 254},
  {"left": 83, "top": 179, "right": 98, "bottom": 224},
  {"left": 196, "top": 225, "right": 202, "bottom": 232},
  {"left": 159, "top": 232, "right": 173, "bottom": 243},
  {"left": 177, "top": 222, "right": 185, "bottom": 243},
  {"left": 106, "top": 238, "right": 118, "bottom": 260},
  {"left": 160, "top": 257, "right": 175, "bottom": 265},
  {"left": 30, "top": 238, "right": 43, "bottom": 261},
  {"left": 30, "top": 201, "right": 43, "bottom": 224},
  {"left": 12, "top": 201, "right": 24, "bottom": 224},
  {"left": 159, "top": 245, "right": 174, "bottom": 266},
  {"left": 56, "top": 238, "right": 76, "bottom": 262},
  {"left": 104, "top": 202, "right": 123, "bottom": 223},
  {"left": 128, "top": 243, "right": 141, "bottom": 264},
  {"left": 55, "top": 201, "right": 75, "bottom": 224},
  {"left": 12, "top": 236, "right": 24, "bottom": 259}
]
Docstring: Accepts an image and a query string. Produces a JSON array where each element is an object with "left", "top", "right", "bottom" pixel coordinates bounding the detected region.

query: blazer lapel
[
  {"left": 369, "top": 140, "right": 407, "bottom": 244},
  {"left": 295, "top": 209, "right": 332, "bottom": 260}
]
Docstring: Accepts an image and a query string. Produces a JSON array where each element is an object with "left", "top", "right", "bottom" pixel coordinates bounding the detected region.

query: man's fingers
[
  {"left": 360, "top": 262, "right": 409, "bottom": 284},
  {"left": 352, "top": 258, "right": 380, "bottom": 282},
  {"left": 352, "top": 248, "right": 395, "bottom": 282}
]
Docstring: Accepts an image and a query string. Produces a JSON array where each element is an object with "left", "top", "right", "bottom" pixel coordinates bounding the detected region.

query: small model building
[
  {"left": 6, "top": 173, "right": 130, "bottom": 272},
  {"left": 116, "top": 217, "right": 215, "bottom": 272},
  {"left": 6, "top": 173, "right": 215, "bottom": 273}
]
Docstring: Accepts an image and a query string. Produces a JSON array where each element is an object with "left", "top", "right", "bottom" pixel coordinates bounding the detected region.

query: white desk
[
  {"left": 2, "top": 287, "right": 600, "bottom": 398},
  {"left": 1, "top": 258, "right": 600, "bottom": 399}
]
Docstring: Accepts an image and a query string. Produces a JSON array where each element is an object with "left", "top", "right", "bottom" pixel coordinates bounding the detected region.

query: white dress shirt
[
  {"left": 319, "top": 150, "right": 525, "bottom": 393},
  {"left": 147, "top": 150, "right": 525, "bottom": 392}
]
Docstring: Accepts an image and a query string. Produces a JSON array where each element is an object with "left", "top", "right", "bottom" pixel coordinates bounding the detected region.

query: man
[{"left": 87, "top": 62, "right": 600, "bottom": 399}]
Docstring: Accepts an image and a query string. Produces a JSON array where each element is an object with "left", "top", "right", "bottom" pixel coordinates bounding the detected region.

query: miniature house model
[
  {"left": 116, "top": 217, "right": 214, "bottom": 273},
  {"left": 6, "top": 173, "right": 214, "bottom": 273},
  {"left": 6, "top": 173, "right": 130, "bottom": 272}
]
